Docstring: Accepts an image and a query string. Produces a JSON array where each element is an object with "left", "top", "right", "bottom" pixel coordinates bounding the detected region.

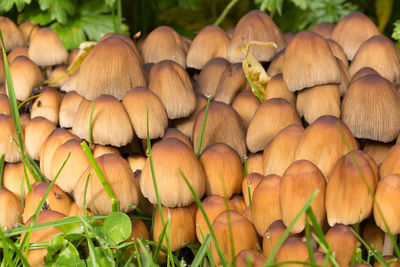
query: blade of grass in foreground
[
  {"left": 178, "top": 168, "right": 226, "bottom": 265},
  {"left": 0, "top": 153, "right": 5, "bottom": 187},
  {"left": 0, "top": 227, "right": 30, "bottom": 267},
  {"left": 245, "top": 75, "right": 264, "bottom": 103},
  {"left": 192, "top": 234, "right": 212, "bottom": 267},
  {"left": 196, "top": 95, "right": 211, "bottom": 158}
]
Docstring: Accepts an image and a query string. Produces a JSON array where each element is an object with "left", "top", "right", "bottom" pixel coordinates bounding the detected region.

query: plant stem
[
  {"left": 80, "top": 141, "right": 119, "bottom": 212},
  {"left": 196, "top": 96, "right": 211, "bottom": 158},
  {"left": 214, "top": 0, "right": 241, "bottom": 26},
  {"left": 116, "top": 0, "right": 122, "bottom": 33},
  {"left": 246, "top": 75, "right": 264, "bottom": 103}
]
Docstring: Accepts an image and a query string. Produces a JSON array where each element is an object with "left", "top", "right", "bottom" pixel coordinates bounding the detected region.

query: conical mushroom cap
[
  {"left": 275, "top": 236, "right": 308, "bottom": 265},
  {"left": 73, "top": 94, "right": 133, "bottom": 147},
  {"left": 247, "top": 98, "right": 301, "bottom": 153},
  {"left": 331, "top": 12, "right": 380, "bottom": 60},
  {"left": 0, "top": 95, "right": 10, "bottom": 115},
  {"left": 242, "top": 172, "right": 263, "bottom": 207},
  {"left": 294, "top": 115, "right": 358, "bottom": 177},
  {"left": 311, "top": 22, "right": 335, "bottom": 38},
  {"left": 7, "top": 46, "right": 29, "bottom": 64},
  {"left": 2, "top": 162, "right": 35, "bottom": 199},
  {"left": 214, "top": 63, "right": 247, "bottom": 105},
  {"left": 30, "top": 86, "right": 62, "bottom": 125},
  {"left": 74, "top": 153, "right": 140, "bottom": 215},
  {"left": 0, "top": 114, "right": 21, "bottom": 163},
  {"left": 363, "top": 140, "right": 392, "bottom": 166},
  {"left": 380, "top": 144, "right": 400, "bottom": 180},
  {"left": 0, "top": 187, "right": 23, "bottom": 230},
  {"left": 187, "top": 25, "right": 230, "bottom": 69},
  {"left": 351, "top": 67, "right": 379, "bottom": 83},
  {"left": 232, "top": 91, "right": 261, "bottom": 129},
  {"left": 192, "top": 101, "right": 246, "bottom": 159},
  {"left": 282, "top": 31, "right": 341, "bottom": 92},
  {"left": 7, "top": 56, "right": 43, "bottom": 101},
  {"left": 349, "top": 35, "right": 400, "bottom": 84},
  {"left": 59, "top": 90, "right": 84, "bottom": 128},
  {"left": 142, "top": 26, "right": 186, "bottom": 68},
  {"left": 326, "top": 150, "right": 377, "bottom": 226},
  {"left": 28, "top": 28, "right": 67, "bottom": 66},
  {"left": 296, "top": 84, "right": 341, "bottom": 124},
  {"left": 195, "top": 57, "right": 230, "bottom": 99},
  {"left": 0, "top": 17, "right": 23, "bottom": 52},
  {"left": 148, "top": 60, "right": 196, "bottom": 119},
  {"left": 267, "top": 49, "right": 285, "bottom": 77},
  {"left": 263, "top": 124, "right": 304, "bottom": 176},
  {"left": 341, "top": 74, "right": 400, "bottom": 142},
  {"left": 236, "top": 250, "right": 267, "bottom": 267},
  {"left": 122, "top": 86, "right": 168, "bottom": 139},
  {"left": 228, "top": 10, "right": 285, "bottom": 63},
  {"left": 76, "top": 36, "right": 146, "bottom": 100},
  {"left": 265, "top": 73, "right": 295, "bottom": 105},
  {"left": 24, "top": 117, "right": 56, "bottom": 161},
  {"left": 140, "top": 138, "right": 205, "bottom": 208},
  {"left": 327, "top": 38, "right": 349, "bottom": 69},
  {"left": 18, "top": 21, "right": 39, "bottom": 45},
  {"left": 280, "top": 160, "right": 326, "bottom": 233}
]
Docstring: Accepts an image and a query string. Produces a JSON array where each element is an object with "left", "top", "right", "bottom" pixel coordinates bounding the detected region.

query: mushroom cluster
[{"left": 0, "top": 10, "right": 400, "bottom": 266}]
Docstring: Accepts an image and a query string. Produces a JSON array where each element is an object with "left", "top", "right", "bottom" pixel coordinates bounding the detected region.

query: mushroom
[
  {"left": 235, "top": 249, "right": 266, "bottom": 267},
  {"left": 195, "top": 57, "right": 230, "bottom": 99},
  {"left": 276, "top": 236, "right": 308, "bottom": 266},
  {"left": 311, "top": 22, "right": 335, "bottom": 38},
  {"left": 2, "top": 162, "right": 35, "bottom": 199},
  {"left": 24, "top": 116, "right": 56, "bottom": 160},
  {"left": 7, "top": 46, "right": 29, "bottom": 64},
  {"left": 231, "top": 91, "right": 261, "bottom": 129},
  {"left": 0, "top": 187, "right": 23, "bottom": 230},
  {"left": 242, "top": 172, "right": 263, "bottom": 207},
  {"left": 31, "top": 86, "right": 62, "bottom": 125},
  {"left": 0, "top": 16, "right": 24, "bottom": 52},
  {"left": 59, "top": 90, "right": 84, "bottom": 128},
  {"left": 265, "top": 73, "right": 296, "bottom": 105},
  {"left": 0, "top": 114, "right": 22, "bottom": 163}
]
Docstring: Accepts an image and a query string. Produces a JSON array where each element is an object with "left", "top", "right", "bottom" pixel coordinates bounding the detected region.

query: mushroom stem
[{"left": 382, "top": 233, "right": 396, "bottom": 256}]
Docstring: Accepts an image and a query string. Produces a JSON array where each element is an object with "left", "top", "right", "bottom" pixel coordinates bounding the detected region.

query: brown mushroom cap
[
  {"left": 236, "top": 249, "right": 267, "bottom": 267},
  {"left": 7, "top": 46, "right": 29, "bottom": 64},
  {"left": 0, "top": 114, "right": 21, "bottom": 163},
  {"left": 214, "top": 63, "right": 247, "bottom": 105},
  {"left": 0, "top": 17, "right": 23, "bottom": 52},
  {"left": 311, "top": 22, "right": 335, "bottom": 38},
  {"left": 59, "top": 90, "right": 84, "bottom": 128},
  {"left": 232, "top": 91, "right": 261, "bottom": 129},
  {"left": 24, "top": 116, "right": 56, "bottom": 161},
  {"left": 265, "top": 73, "right": 296, "bottom": 105},
  {"left": 28, "top": 28, "right": 68, "bottom": 66},
  {"left": 195, "top": 57, "right": 230, "bottom": 99},
  {"left": 18, "top": 21, "right": 39, "bottom": 46},
  {"left": 2, "top": 162, "right": 35, "bottom": 199},
  {"left": 276, "top": 236, "right": 308, "bottom": 265},
  {"left": 31, "top": 86, "right": 62, "bottom": 125},
  {"left": 0, "top": 187, "right": 23, "bottom": 230}
]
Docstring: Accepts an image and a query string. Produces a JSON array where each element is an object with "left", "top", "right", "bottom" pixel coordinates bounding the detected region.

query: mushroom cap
[
  {"left": 341, "top": 74, "right": 400, "bottom": 142},
  {"left": 228, "top": 10, "right": 285, "bottom": 63},
  {"left": 0, "top": 114, "right": 21, "bottom": 163},
  {"left": 31, "top": 86, "right": 62, "bottom": 125},
  {"left": 232, "top": 91, "right": 261, "bottom": 129},
  {"left": 0, "top": 16, "right": 23, "bottom": 52},
  {"left": 24, "top": 116, "right": 56, "bottom": 161},
  {"left": 262, "top": 220, "right": 289, "bottom": 259},
  {"left": 311, "top": 22, "right": 335, "bottom": 38},
  {"left": 74, "top": 153, "right": 140, "bottom": 214},
  {"left": 275, "top": 236, "right": 308, "bottom": 265},
  {"left": 331, "top": 12, "right": 380, "bottom": 60},
  {"left": 195, "top": 57, "right": 230, "bottom": 99},
  {"left": 140, "top": 138, "right": 205, "bottom": 208},
  {"left": 2, "top": 162, "right": 35, "bottom": 199},
  {"left": 0, "top": 187, "right": 23, "bottom": 231},
  {"left": 236, "top": 249, "right": 267, "bottom": 267},
  {"left": 18, "top": 21, "right": 39, "bottom": 45},
  {"left": 59, "top": 90, "right": 84, "bottom": 128},
  {"left": 327, "top": 38, "right": 349, "bottom": 69},
  {"left": 76, "top": 36, "right": 146, "bottom": 100},
  {"left": 148, "top": 60, "right": 196, "bottom": 119},
  {"left": 186, "top": 25, "right": 230, "bottom": 69},
  {"left": 7, "top": 46, "right": 29, "bottom": 64},
  {"left": 242, "top": 172, "right": 263, "bottom": 207},
  {"left": 282, "top": 31, "right": 341, "bottom": 92},
  {"left": 265, "top": 73, "right": 296, "bottom": 105},
  {"left": 380, "top": 144, "right": 400, "bottom": 179},
  {"left": 73, "top": 94, "right": 133, "bottom": 147},
  {"left": 214, "top": 63, "right": 247, "bottom": 105},
  {"left": 28, "top": 28, "right": 68, "bottom": 66}
]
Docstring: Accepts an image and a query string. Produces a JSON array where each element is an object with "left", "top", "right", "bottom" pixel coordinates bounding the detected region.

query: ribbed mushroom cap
[
  {"left": 142, "top": 26, "right": 186, "bottom": 68},
  {"left": 93, "top": 144, "right": 120, "bottom": 158},
  {"left": 187, "top": 25, "right": 230, "bottom": 69},
  {"left": 228, "top": 10, "right": 285, "bottom": 63},
  {"left": 20, "top": 113, "right": 30, "bottom": 131},
  {"left": 192, "top": 101, "right": 247, "bottom": 159},
  {"left": 24, "top": 117, "right": 56, "bottom": 160},
  {"left": 31, "top": 86, "right": 61, "bottom": 125},
  {"left": 294, "top": 115, "right": 358, "bottom": 177},
  {"left": 311, "top": 22, "right": 335, "bottom": 38},
  {"left": 362, "top": 218, "right": 384, "bottom": 253},
  {"left": 141, "top": 138, "right": 204, "bottom": 207},
  {"left": 0, "top": 94, "right": 11, "bottom": 115},
  {"left": 280, "top": 160, "right": 326, "bottom": 233},
  {"left": 40, "top": 128, "right": 79, "bottom": 178},
  {"left": 296, "top": 84, "right": 341, "bottom": 124},
  {"left": 195, "top": 57, "right": 230, "bottom": 99},
  {"left": 262, "top": 220, "right": 290, "bottom": 259},
  {"left": 122, "top": 86, "right": 167, "bottom": 139},
  {"left": 124, "top": 219, "right": 150, "bottom": 257},
  {"left": 265, "top": 73, "right": 296, "bottom": 105},
  {"left": 23, "top": 181, "right": 72, "bottom": 223},
  {"left": 48, "top": 65, "right": 69, "bottom": 88},
  {"left": 0, "top": 17, "right": 23, "bottom": 52},
  {"left": 282, "top": 31, "right": 341, "bottom": 92},
  {"left": 341, "top": 74, "right": 400, "bottom": 142},
  {"left": 67, "top": 48, "right": 79, "bottom": 66},
  {"left": 7, "top": 55, "right": 43, "bottom": 101},
  {"left": 59, "top": 90, "right": 84, "bottom": 128},
  {"left": 163, "top": 128, "right": 193, "bottom": 149},
  {"left": 49, "top": 139, "right": 89, "bottom": 193},
  {"left": 263, "top": 124, "right": 304, "bottom": 176},
  {"left": 74, "top": 153, "right": 140, "bottom": 215},
  {"left": 199, "top": 142, "right": 243, "bottom": 198},
  {"left": 247, "top": 98, "right": 301, "bottom": 153},
  {"left": 148, "top": 60, "right": 196, "bottom": 119},
  {"left": 28, "top": 28, "right": 67, "bottom": 66},
  {"left": 351, "top": 67, "right": 379, "bottom": 83},
  {"left": 76, "top": 36, "right": 146, "bottom": 100},
  {"left": 68, "top": 202, "right": 94, "bottom": 217},
  {"left": 327, "top": 38, "right": 349, "bottom": 69},
  {"left": 195, "top": 195, "right": 233, "bottom": 243},
  {"left": 0, "top": 114, "right": 21, "bottom": 163},
  {"left": 214, "top": 63, "right": 247, "bottom": 105},
  {"left": 2, "top": 162, "right": 35, "bottom": 199},
  {"left": 267, "top": 49, "right": 285, "bottom": 77},
  {"left": 153, "top": 203, "right": 197, "bottom": 252},
  {"left": 349, "top": 35, "right": 400, "bottom": 84},
  {"left": 247, "top": 152, "right": 264, "bottom": 174},
  {"left": 18, "top": 21, "right": 39, "bottom": 45},
  {"left": 230, "top": 195, "right": 247, "bottom": 214},
  {"left": 210, "top": 210, "right": 259, "bottom": 265},
  {"left": 0, "top": 187, "right": 23, "bottom": 230},
  {"left": 236, "top": 249, "right": 267, "bottom": 267},
  {"left": 275, "top": 236, "right": 308, "bottom": 266},
  {"left": 7, "top": 46, "right": 29, "bottom": 63},
  {"left": 331, "top": 12, "right": 380, "bottom": 60},
  {"left": 326, "top": 150, "right": 377, "bottom": 226},
  {"left": 251, "top": 174, "right": 282, "bottom": 236},
  {"left": 232, "top": 91, "right": 261, "bottom": 129},
  {"left": 380, "top": 144, "right": 400, "bottom": 178},
  {"left": 73, "top": 94, "right": 133, "bottom": 147},
  {"left": 21, "top": 210, "right": 65, "bottom": 267},
  {"left": 174, "top": 92, "right": 208, "bottom": 138},
  {"left": 374, "top": 174, "right": 400, "bottom": 234},
  {"left": 242, "top": 172, "right": 263, "bottom": 207},
  {"left": 363, "top": 140, "right": 392, "bottom": 166},
  {"left": 336, "top": 57, "right": 350, "bottom": 96},
  {"left": 319, "top": 224, "right": 358, "bottom": 267}
]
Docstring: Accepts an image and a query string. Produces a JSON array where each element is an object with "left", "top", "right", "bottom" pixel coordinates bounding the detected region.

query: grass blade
[
  {"left": 80, "top": 141, "right": 119, "bottom": 212},
  {"left": 0, "top": 154, "right": 5, "bottom": 188},
  {"left": 0, "top": 227, "right": 30, "bottom": 267},
  {"left": 196, "top": 95, "right": 211, "bottom": 158},
  {"left": 192, "top": 234, "right": 212, "bottom": 267},
  {"left": 153, "top": 217, "right": 169, "bottom": 262},
  {"left": 24, "top": 152, "right": 47, "bottom": 182},
  {"left": 245, "top": 75, "right": 264, "bottom": 103},
  {"left": 88, "top": 100, "right": 96, "bottom": 150},
  {"left": 351, "top": 228, "right": 388, "bottom": 267},
  {"left": 304, "top": 215, "right": 315, "bottom": 265}
]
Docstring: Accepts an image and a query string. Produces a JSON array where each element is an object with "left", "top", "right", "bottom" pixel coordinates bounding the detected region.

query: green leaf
[
  {"left": 39, "top": 0, "right": 52, "bottom": 10},
  {"left": 81, "top": 15, "right": 117, "bottom": 41},
  {"left": 0, "top": 0, "right": 14, "bottom": 12},
  {"left": 291, "top": 0, "right": 308, "bottom": 10},
  {"left": 50, "top": 20, "right": 86, "bottom": 50},
  {"left": 103, "top": 212, "right": 132, "bottom": 244},
  {"left": 55, "top": 243, "right": 86, "bottom": 267},
  {"left": 53, "top": 0, "right": 68, "bottom": 24},
  {"left": 105, "top": 0, "right": 115, "bottom": 7},
  {"left": 18, "top": 7, "right": 52, "bottom": 25},
  {"left": 392, "top": 20, "right": 400, "bottom": 41},
  {"left": 46, "top": 233, "right": 67, "bottom": 262},
  {"left": 55, "top": 221, "right": 84, "bottom": 235},
  {"left": 60, "top": 0, "right": 76, "bottom": 15},
  {"left": 376, "top": 0, "right": 393, "bottom": 32}
]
